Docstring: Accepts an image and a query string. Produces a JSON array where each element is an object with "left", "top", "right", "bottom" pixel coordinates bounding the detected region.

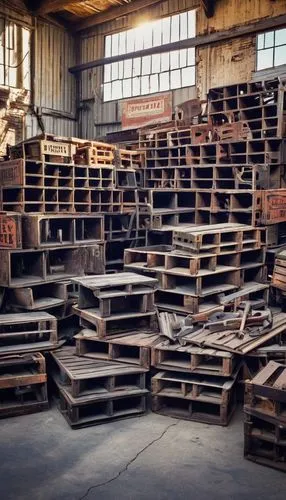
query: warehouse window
[
  {"left": 0, "top": 19, "right": 31, "bottom": 90},
  {"left": 103, "top": 10, "right": 196, "bottom": 102},
  {"left": 256, "top": 28, "right": 286, "bottom": 71}
]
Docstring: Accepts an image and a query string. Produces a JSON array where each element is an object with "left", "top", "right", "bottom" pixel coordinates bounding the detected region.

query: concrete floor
[{"left": 0, "top": 405, "right": 285, "bottom": 500}]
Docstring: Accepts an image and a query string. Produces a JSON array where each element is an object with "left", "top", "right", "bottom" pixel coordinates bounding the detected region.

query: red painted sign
[{"left": 122, "top": 92, "right": 172, "bottom": 130}]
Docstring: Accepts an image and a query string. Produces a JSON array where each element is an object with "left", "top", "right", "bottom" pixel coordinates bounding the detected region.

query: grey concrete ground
[{"left": 0, "top": 405, "right": 285, "bottom": 500}]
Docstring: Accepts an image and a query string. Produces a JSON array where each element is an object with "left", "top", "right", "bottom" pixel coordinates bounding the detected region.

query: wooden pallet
[
  {"left": 151, "top": 342, "right": 239, "bottom": 377},
  {"left": 244, "top": 409, "right": 286, "bottom": 472},
  {"left": 51, "top": 346, "right": 147, "bottom": 398},
  {"left": 76, "top": 329, "right": 161, "bottom": 369},
  {"left": 124, "top": 243, "right": 265, "bottom": 277},
  {"left": 244, "top": 361, "right": 286, "bottom": 422},
  {"left": 58, "top": 388, "right": 148, "bottom": 429},
  {"left": 152, "top": 371, "right": 236, "bottom": 426},
  {"left": 74, "top": 306, "right": 157, "bottom": 339},
  {"left": 0, "top": 312, "right": 58, "bottom": 355},
  {"left": 172, "top": 223, "right": 264, "bottom": 254},
  {"left": 0, "top": 353, "right": 48, "bottom": 418},
  {"left": 0, "top": 244, "right": 105, "bottom": 287}
]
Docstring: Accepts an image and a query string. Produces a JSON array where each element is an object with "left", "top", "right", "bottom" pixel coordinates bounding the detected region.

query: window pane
[
  {"left": 126, "top": 28, "right": 135, "bottom": 53},
  {"left": 180, "top": 12, "right": 188, "bottom": 40},
  {"left": 111, "top": 80, "right": 122, "bottom": 100},
  {"left": 105, "top": 35, "right": 111, "bottom": 57},
  {"left": 111, "top": 33, "right": 119, "bottom": 56},
  {"left": 187, "top": 47, "right": 195, "bottom": 66},
  {"left": 161, "top": 53, "right": 170, "bottom": 72},
  {"left": 179, "top": 49, "right": 187, "bottom": 68},
  {"left": 171, "top": 14, "right": 180, "bottom": 43},
  {"left": 142, "top": 55, "right": 151, "bottom": 75},
  {"left": 111, "top": 62, "right": 119, "bottom": 80},
  {"left": 119, "top": 32, "right": 126, "bottom": 55},
  {"left": 134, "top": 28, "right": 144, "bottom": 51},
  {"left": 104, "top": 64, "right": 111, "bottom": 82},
  {"left": 141, "top": 75, "right": 150, "bottom": 95},
  {"left": 160, "top": 72, "right": 170, "bottom": 91},
  {"left": 170, "top": 69, "right": 181, "bottom": 89},
  {"left": 265, "top": 31, "right": 274, "bottom": 48},
  {"left": 104, "top": 82, "right": 112, "bottom": 101},
  {"left": 150, "top": 74, "right": 159, "bottom": 94},
  {"left": 152, "top": 54, "right": 161, "bottom": 73},
  {"left": 133, "top": 57, "right": 141, "bottom": 77},
  {"left": 257, "top": 34, "right": 264, "bottom": 50},
  {"left": 188, "top": 10, "right": 196, "bottom": 38},
  {"left": 182, "top": 66, "right": 195, "bottom": 87},
  {"left": 123, "top": 79, "right": 132, "bottom": 98},
  {"left": 170, "top": 50, "right": 179, "bottom": 70},
  {"left": 143, "top": 23, "right": 153, "bottom": 49},
  {"left": 118, "top": 61, "right": 124, "bottom": 79},
  {"left": 275, "top": 28, "right": 286, "bottom": 46},
  {"left": 257, "top": 48, "right": 274, "bottom": 70},
  {"left": 153, "top": 20, "right": 162, "bottom": 47},
  {"left": 274, "top": 45, "right": 286, "bottom": 67},
  {"left": 162, "top": 17, "right": 171, "bottom": 44},
  {"left": 132, "top": 76, "right": 140, "bottom": 96},
  {"left": 124, "top": 58, "right": 132, "bottom": 78}
]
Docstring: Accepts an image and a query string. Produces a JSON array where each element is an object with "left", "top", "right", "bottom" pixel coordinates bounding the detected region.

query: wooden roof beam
[
  {"left": 73, "top": 0, "right": 163, "bottom": 32},
  {"left": 33, "top": 0, "right": 84, "bottom": 15}
]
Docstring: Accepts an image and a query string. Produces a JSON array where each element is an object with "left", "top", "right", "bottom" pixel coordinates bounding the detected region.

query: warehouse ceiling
[{"left": 23, "top": 0, "right": 152, "bottom": 30}]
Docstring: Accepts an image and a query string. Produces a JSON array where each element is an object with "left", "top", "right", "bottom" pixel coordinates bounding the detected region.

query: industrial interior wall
[
  {"left": 0, "top": 1, "right": 77, "bottom": 156},
  {"left": 78, "top": 0, "right": 286, "bottom": 139}
]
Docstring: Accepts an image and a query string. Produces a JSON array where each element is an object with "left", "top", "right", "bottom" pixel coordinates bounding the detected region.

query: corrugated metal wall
[
  {"left": 27, "top": 19, "right": 77, "bottom": 138},
  {"left": 0, "top": 2, "right": 77, "bottom": 154},
  {"left": 78, "top": 0, "right": 286, "bottom": 139}
]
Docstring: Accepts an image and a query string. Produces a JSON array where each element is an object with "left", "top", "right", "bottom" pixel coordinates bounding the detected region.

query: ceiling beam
[
  {"left": 34, "top": 0, "right": 83, "bottom": 15},
  {"left": 69, "top": 12, "right": 286, "bottom": 73},
  {"left": 73, "top": 0, "right": 163, "bottom": 32}
]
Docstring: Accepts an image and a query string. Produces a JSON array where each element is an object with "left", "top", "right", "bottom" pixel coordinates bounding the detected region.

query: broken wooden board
[{"left": 179, "top": 312, "right": 286, "bottom": 355}]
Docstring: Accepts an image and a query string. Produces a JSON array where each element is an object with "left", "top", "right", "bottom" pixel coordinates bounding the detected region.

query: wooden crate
[
  {"left": 22, "top": 214, "right": 104, "bottom": 248},
  {"left": 244, "top": 409, "right": 286, "bottom": 472},
  {"left": 0, "top": 312, "right": 58, "bottom": 355},
  {"left": 0, "top": 212, "right": 22, "bottom": 249},
  {"left": 0, "top": 244, "right": 105, "bottom": 287},
  {"left": 76, "top": 329, "right": 161, "bottom": 369},
  {"left": 261, "top": 189, "right": 286, "bottom": 224},
  {"left": 244, "top": 361, "right": 286, "bottom": 422},
  {"left": 0, "top": 352, "right": 48, "bottom": 418},
  {"left": 152, "top": 371, "right": 237, "bottom": 426},
  {"left": 9, "top": 139, "right": 76, "bottom": 163},
  {"left": 272, "top": 250, "right": 286, "bottom": 291}
]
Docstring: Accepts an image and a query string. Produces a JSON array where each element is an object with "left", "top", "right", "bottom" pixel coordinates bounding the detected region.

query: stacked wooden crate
[
  {"left": 139, "top": 76, "right": 286, "bottom": 247},
  {"left": 0, "top": 137, "right": 105, "bottom": 419},
  {"left": 124, "top": 224, "right": 268, "bottom": 318},
  {"left": 50, "top": 272, "right": 159, "bottom": 428},
  {"left": 244, "top": 361, "right": 286, "bottom": 471}
]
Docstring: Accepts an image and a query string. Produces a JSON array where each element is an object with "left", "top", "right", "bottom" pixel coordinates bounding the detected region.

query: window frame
[
  {"left": 256, "top": 27, "right": 286, "bottom": 72},
  {"left": 103, "top": 10, "right": 197, "bottom": 103}
]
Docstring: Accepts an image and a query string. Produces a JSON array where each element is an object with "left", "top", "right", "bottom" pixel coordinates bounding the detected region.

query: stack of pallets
[
  {"left": 50, "top": 272, "right": 160, "bottom": 428},
  {"left": 124, "top": 223, "right": 268, "bottom": 317},
  {"left": 244, "top": 361, "right": 286, "bottom": 471}
]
